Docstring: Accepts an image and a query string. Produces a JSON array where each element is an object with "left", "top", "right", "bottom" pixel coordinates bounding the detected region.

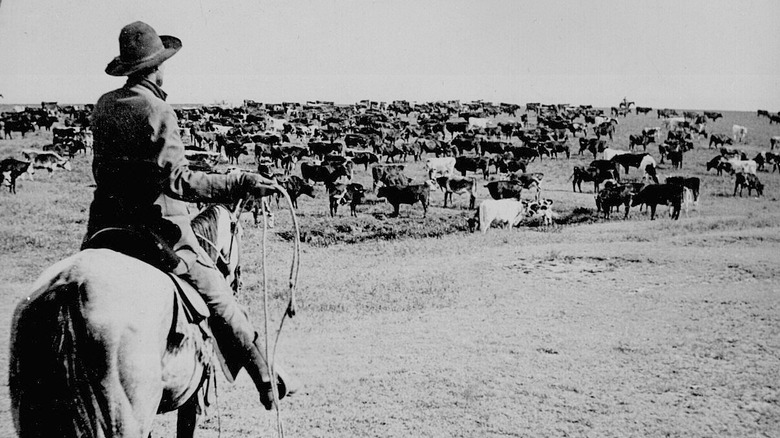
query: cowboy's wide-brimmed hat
[{"left": 105, "top": 21, "right": 181, "bottom": 76}]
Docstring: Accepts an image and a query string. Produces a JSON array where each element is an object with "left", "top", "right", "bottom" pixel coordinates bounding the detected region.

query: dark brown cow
[
  {"left": 709, "top": 134, "right": 733, "bottom": 149},
  {"left": 371, "top": 164, "right": 408, "bottom": 192},
  {"left": 631, "top": 184, "right": 684, "bottom": 220},
  {"left": 377, "top": 183, "right": 431, "bottom": 217},
  {"left": 571, "top": 165, "right": 617, "bottom": 193},
  {"left": 454, "top": 155, "right": 490, "bottom": 178},
  {"left": 665, "top": 176, "right": 700, "bottom": 202},
  {"left": 0, "top": 158, "right": 35, "bottom": 194},
  {"left": 276, "top": 175, "right": 315, "bottom": 209},
  {"left": 595, "top": 183, "right": 635, "bottom": 219},
  {"left": 734, "top": 173, "right": 763, "bottom": 197},
  {"left": 300, "top": 161, "right": 348, "bottom": 185},
  {"left": 484, "top": 180, "right": 523, "bottom": 200}
]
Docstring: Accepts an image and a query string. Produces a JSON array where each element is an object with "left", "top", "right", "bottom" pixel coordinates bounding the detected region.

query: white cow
[
  {"left": 474, "top": 199, "right": 527, "bottom": 233},
  {"left": 32, "top": 152, "right": 72, "bottom": 175},
  {"left": 425, "top": 157, "right": 456, "bottom": 179},
  {"left": 732, "top": 124, "right": 748, "bottom": 143},
  {"left": 468, "top": 117, "right": 490, "bottom": 130},
  {"left": 268, "top": 117, "right": 288, "bottom": 132},
  {"left": 663, "top": 117, "right": 687, "bottom": 130},
  {"left": 725, "top": 158, "right": 758, "bottom": 175}
]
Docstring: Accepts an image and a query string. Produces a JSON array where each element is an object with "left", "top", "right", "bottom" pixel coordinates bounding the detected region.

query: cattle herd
[{"left": 1, "top": 99, "right": 778, "bottom": 234}]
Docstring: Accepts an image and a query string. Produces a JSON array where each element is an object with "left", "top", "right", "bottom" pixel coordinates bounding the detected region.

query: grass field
[{"left": 1, "top": 105, "right": 779, "bottom": 437}]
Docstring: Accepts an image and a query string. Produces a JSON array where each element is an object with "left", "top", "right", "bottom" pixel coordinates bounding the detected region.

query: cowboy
[{"left": 83, "top": 21, "right": 296, "bottom": 410}]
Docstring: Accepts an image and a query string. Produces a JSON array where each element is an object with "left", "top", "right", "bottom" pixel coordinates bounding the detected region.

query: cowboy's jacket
[{"left": 86, "top": 78, "right": 246, "bottom": 269}]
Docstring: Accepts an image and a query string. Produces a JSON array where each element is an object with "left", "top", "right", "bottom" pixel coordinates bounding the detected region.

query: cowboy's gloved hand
[{"left": 243, "top": 172, "right": 283, "bottom": 198}]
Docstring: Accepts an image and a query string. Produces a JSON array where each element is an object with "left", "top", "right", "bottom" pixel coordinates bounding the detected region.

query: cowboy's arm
[{"left": 152, "top": 105, "right": 277, "bottom": 201}]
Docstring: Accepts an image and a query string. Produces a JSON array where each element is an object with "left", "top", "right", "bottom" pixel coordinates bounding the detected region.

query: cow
[
  {"left": 631, "top": 184, "right": 684, "bottom": 220},
  {"left": 274, "top": 144, "right": 310, "bottom": 173},
  {"left": 510, "top": 146, "right": 541, "bottom": 161},
  {"left": 371, "top": 164, "right": 409, "bottom": 192},
  {"left": 771, "top": 136, "right": 780, "bottom": 150},
  {"left": 766, "top": 152, "right": 780, "bottom": 173},
  {"left": 544, "top": 141, "right": 570, "bottom": 159},
  {"left": 734, "top": 173, "right": 763, "bottom": 197},
  {"left": 594, "top": 121, "right": 615, "bottom": 140},
  {"left": 309, "top": 141, "right": 343, "bottom": 160},
  {"left": 635, "top": 106, "right": 653, "bottom": 115},
  {"left": 724, "top": 158, "right": 758, "bottom": 176},
  {"left": 578, "top": 137, "right": 605, "bottom": 159},
  {"left": 525, "top": 198, "right": 557, "bottom": 227},
  {"left": 706, "top": 156, "right": 729, "bottom": 175},
  {"left": 665, "top": 176, "right": 700, "bottom": 202},
  {"left": 471, "top": 199, "right": 527, "bottom": 233},
  {"left": 641, "top": 127, "right": 660, "bottom": 142},
  {"left": 2, "top": 119, "right": 36, "bottom": 139},
  {"left": 704, "top": 111, "right": 723, "bottom": 121},
  {"left": 484, "top": 180, "right": 523, "bottom": 200},
  {"left": 224, "top": 142, "right": 248, "bottom": 164},
  {"left": 345, "top": 150, "right": 380, "bottom": 171},
  {"left": 668, "top": 149, "right": 683, "bottom": 169},
  {"left": 468, "top": 117, "right": 490, "bottom": 130},
  {"left": 300, "top": 161, "right": 349, "bottom": 185},
  {"left": 571, "top": 165, "right": 617, "bottom": 193},
  {"left": 32, "top": 152, "right": 72, "bottom": 175},
  {"left": 595, "top": 183, "right": 637, "bottom": 219},
  {"left": 328, "top": 182, "right": 367, "bottom": 217},
  {"left": 431, "top": 175, "right": 476, "bottom": 209},
  {"left": 492, "top": 156, "right": 526, "bottom": 174},
  {"left": 589, "top": 159, "right": 620, "bottom": 180},
  {"left": 480, "top": 140, "right": 507, "bottom": 155},
  {"left": 628, "top": 134, "right": 650, "bottom": 151},
  {"left": 454, "top": 155, "right": 490, "bottom": 178},
  {"left": 732, "top": 124, "right": 748, "bottom": 143},
  {"left": 611, "top": 153, "right": 655, "bottom": 176},
  {"left": 510, "top": 172, "right": 544, "bottom": 200},
  {"left": 445, "top": 121, "right": 469, "bottom": 138},
  {"left": 425, "top": 157, "right": 456, "bottom": 179},
  {"left": 276, "top": 175, "right": 315, "bottom": 209},
  {"left": 709, "top": 133, "right": 733, "bottom": 149},
  {"left": 377, "top": 183, "right": 431, "bottom": 217},
  {"left": 643, "top": 164, "right": 660, "bottom": 184},
  {"left": 0, "top": 158, "right": 35, "bottom": 194}
]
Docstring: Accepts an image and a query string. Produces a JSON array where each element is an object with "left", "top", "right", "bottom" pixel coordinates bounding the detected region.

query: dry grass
[{"left": 1, "top": 106, "right": 779, "bottom": 437}]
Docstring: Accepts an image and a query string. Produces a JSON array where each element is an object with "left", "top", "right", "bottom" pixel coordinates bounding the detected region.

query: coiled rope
[{"left": 257, "top": 187, "right": 301, "bottom": 438}]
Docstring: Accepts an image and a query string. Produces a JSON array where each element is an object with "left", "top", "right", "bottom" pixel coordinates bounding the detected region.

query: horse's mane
[{"left": 191, "top": 204, "right": 229, "bottom": 262}]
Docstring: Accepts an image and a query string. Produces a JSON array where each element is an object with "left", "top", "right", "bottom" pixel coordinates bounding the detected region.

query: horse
[{"left": 9, "top": 204, "right": 247, "bottom": 438}]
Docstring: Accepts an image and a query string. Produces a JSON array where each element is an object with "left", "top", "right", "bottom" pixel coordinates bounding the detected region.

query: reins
[{"left": 193, "top": 204, "right": 242, "bottom": 280}]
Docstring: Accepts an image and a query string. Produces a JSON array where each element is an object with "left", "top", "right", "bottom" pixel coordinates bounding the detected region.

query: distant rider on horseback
[{"left": 82, "top": 21, "right": 297, "bottom": 410}]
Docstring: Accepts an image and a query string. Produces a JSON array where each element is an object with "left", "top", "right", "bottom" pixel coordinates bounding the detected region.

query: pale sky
[{"left": 1, "top": 0, "right": 778, "bottom": 111}]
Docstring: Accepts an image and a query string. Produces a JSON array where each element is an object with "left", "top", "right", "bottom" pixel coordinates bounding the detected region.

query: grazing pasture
[{"left": 0, "top": 104, "right": 779, "bottom": 437}]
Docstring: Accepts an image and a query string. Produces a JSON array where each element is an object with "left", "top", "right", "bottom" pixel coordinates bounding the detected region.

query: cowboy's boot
[{"left": 244, "top": 334, "right": 300, "bottom": 410}]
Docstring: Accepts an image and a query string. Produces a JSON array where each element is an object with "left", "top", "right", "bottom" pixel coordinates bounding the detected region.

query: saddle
[{"left": 83, "top": 225, "right": 212, "bottom": 323}]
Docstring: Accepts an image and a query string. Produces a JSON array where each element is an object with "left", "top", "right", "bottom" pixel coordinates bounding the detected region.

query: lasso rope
[{"left": 257, "top": 187, "right": 301, "bottom": 438}]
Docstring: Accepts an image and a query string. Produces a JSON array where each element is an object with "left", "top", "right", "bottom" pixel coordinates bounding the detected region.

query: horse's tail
[{"left": 10, "top": 279, "right": 107, "bottom": 438}]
